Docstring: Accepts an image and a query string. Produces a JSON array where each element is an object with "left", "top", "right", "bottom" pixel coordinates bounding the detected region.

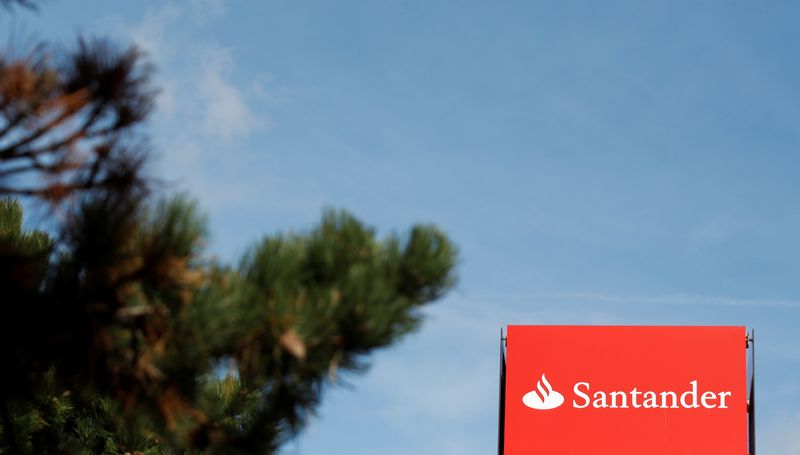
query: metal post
[
  {"left": 748, "top": 329, "right": 756, "bottom": 455},
  {"left": 498, "top": 328, "right": 506, "bottom": 455}
]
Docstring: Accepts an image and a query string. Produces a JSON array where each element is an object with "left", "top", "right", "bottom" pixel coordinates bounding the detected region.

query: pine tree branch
[{"left": 0, "top": 398, "right": 20, "bottom": 454}]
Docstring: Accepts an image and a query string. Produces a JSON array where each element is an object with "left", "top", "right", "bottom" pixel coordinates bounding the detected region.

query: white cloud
[
  {"left": 198, "top": 44, "right": 267, "bottom": 139},
  {"left": 122, "top": 3, "right": 181, "bottom": 64},
  {"left": 101, "top": 0, "right": 282, "bottom": 217},
  {"left": 113, "top": 0, "right": 267, "bottom": 141}
]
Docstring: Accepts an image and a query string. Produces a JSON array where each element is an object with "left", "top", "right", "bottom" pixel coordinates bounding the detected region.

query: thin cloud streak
[{"left": 465, "top": 292, "right": 800, "bottom": 309}]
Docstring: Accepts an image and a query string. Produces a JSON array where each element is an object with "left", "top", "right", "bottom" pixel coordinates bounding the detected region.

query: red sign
[{"left": 504, "top": 326, "right": 747, "bottom": 454}]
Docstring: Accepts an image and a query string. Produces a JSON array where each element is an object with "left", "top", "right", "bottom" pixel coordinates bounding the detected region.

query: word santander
[{"left": 573, "top": 380, "right": 732, "bottom": 409}]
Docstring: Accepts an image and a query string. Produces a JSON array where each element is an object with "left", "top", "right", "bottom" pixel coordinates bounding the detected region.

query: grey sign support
[
  {"left": 498, "top": 328, "right": 506, "bottom": 455},
  {"left": 747, "top": 329, "right": 756, "bottom": 455}
]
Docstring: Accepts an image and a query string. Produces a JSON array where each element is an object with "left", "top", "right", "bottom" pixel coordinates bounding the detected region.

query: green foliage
[
  {"left": 0, "top": 197, "right": 457, "bottom": 453},
  {"left": 0, "top": 6, "right": 458, "bottom": 453},
  {"left": 0, "top": 199, "right": 22, "bottom": 236}
]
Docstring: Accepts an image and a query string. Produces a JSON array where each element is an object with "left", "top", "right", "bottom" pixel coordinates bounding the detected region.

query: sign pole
[
  {"left": 748, "top": 329, "right": 756, "bottom": 455},
  {"left": 498, "top": 328, "right": 506, "bottom": 455}
]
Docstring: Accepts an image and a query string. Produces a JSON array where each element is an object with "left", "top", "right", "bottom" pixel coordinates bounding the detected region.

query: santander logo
[
  {"left": 522, "top": 373, "right": 733, "bottom": 411},
  {"left": 522, "top": 374, "right": 565, "bottom": 410}
]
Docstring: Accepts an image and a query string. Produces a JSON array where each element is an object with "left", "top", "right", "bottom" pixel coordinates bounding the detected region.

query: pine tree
[{"left": 0, "top": 6, "right": 458, "bottom": 454}]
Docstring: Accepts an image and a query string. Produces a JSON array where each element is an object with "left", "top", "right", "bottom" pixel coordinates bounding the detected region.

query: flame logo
[{"left": 522, "top": 373, "right": 565, "bottom": 410}]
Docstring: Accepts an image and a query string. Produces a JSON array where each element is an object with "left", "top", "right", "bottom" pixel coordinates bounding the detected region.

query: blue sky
[{"left": 6, "top": 0, "right": 800, "bottom": 453}]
